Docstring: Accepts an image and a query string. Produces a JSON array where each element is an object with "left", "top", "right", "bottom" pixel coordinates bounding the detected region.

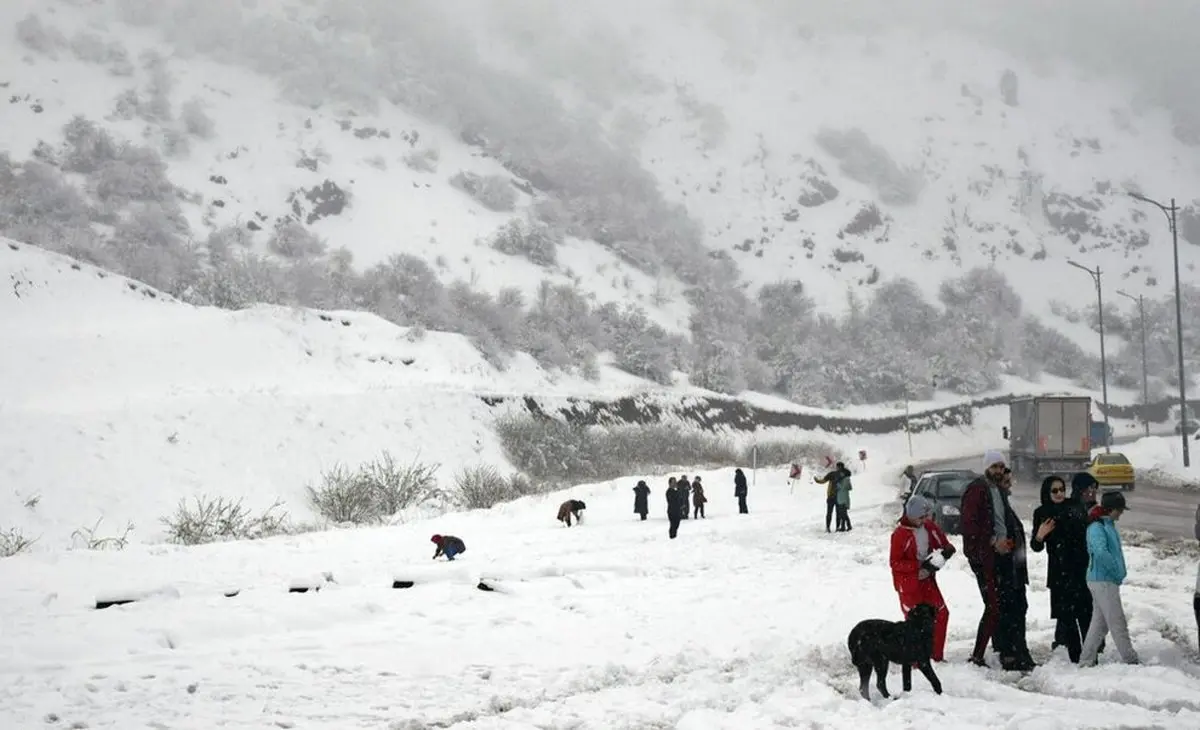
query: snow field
[{"left": 1, "top": 462, "right": 1198, "bottom": 729}]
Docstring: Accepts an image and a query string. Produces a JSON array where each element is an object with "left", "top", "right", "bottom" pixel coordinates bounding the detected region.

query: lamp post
[
  {"left": 1116, "top": 289, "right": 1150, "bottom": 438},
  {"left": 1128, "top": 192, "right": 1190, "bottom": 467},
  {"left": 1068, "top": 260, "right": 1111, "bottom": 453}
]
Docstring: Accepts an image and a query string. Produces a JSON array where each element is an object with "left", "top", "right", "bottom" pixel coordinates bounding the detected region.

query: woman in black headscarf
[{"left": 1030, "top": 474, "right": 1094, "bottom": 663}]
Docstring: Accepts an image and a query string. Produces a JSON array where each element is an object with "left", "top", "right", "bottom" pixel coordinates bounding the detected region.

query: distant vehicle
[
  {"left": 1088, "top": 452, "right": 1135, "bottom": 492},
  {"left": 1008, "top": 396, "right": 1093, "bottom": 480},
  {"left": 1090, "top": 420, "right": 1113, "bottom": 448},
  {"left": 906, "top": 470, "right": 977, "bottom": 535}
]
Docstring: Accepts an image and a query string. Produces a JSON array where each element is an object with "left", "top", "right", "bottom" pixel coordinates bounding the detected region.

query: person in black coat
[
  {"left": 665, "top": 478, "right": 685, "bottom": 539},
  {"left": 1030, "top": 474, "right": 1093, "bottom": 663},
  {"left": 633, "top": 480, "right": 651, "bottom": 521},
  {"left": 734, "top": 468, "right": 749, "bottom": 514},
  {"left": 678, "top": 475, "right": 692, "bottom": 520}
]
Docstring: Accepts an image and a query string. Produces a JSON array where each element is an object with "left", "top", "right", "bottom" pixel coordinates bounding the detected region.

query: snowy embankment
[
  {"left": 1119, "top": 436, "right": 1200, "bottom": 490},
  {"left": 1, "top": 459, "right": 1197, "bottom": 729}
]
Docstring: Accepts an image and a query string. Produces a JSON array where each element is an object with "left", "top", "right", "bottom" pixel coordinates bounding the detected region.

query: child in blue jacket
[{"left": 1079, "top": 492, "right": 1139, "bottom": 666}]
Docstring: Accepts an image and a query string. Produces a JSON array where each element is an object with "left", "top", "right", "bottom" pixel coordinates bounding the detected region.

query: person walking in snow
[
  {"left": 1030, "top": 474, "right": 1093, "bottom": 663},
  {"left": 633, "top": 480, "right": 651, "bottom": 521},
  {"left": 961, "top": 450, "right": 1035, "bottom": 670},
  {"left": 692, "top": 476, "right": 708, "bottom": 519},
  {"left": 1079, "top": 491, "right": 1140, "bottom": 666},
  {"left": 678, "top": 475, "right": 692, "bottom": 520},
  {"left": 665, "top": 478, "right": 685, "bottom": 539},
  {"left": 890, "top": 495, "right": 956, "bottom": 662},
  {"left": 834, "top": 462, "right": 853, "bottom": 532},
  {"left": 901, "top": 465, "right": 918, "bottom": 497},
  {"left": 734, "top": 468, "right": 749, "bottom": 514},
  {"left": 815, "top": 464, "right": 843, "bottom": 533},
  {"left": 431, "top": 534, "right": 466, "bottom": 561}
]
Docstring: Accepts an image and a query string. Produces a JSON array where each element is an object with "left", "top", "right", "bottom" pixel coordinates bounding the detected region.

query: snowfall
[{"left": 3, "top": 238, "right": 1200, "bottom": 729}]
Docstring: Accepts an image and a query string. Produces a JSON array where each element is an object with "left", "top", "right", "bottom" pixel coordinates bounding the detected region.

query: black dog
[{"left": 847, "top": 603, "right": 943, "bottom": 700}]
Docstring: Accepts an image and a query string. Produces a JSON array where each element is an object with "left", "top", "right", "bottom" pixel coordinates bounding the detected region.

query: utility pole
[
  {"left": 1117, "top": 290, "right": 1150, "bottom": 438},
  {"left": 1128, "top": 192, "right": 1190, "bottom": 467},
  {"left": 1068, "top": 260, "right": 1111, "bottom": 453}
]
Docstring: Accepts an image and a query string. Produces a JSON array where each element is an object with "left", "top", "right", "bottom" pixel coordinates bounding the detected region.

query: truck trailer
[{"left": 1008, "top": 396, "right": 1093, "bottom": 479}]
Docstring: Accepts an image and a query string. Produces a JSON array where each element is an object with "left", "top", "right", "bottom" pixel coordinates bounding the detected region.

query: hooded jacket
[
  {"left": 1085, "top": 507, "right": 1127, "bottom": 585},
  {"left": 1030, "top": 476, "right": 1091, "bottom": 616},
  {"left": 633, "top": 481, "right": 650, "bottom": 513}
]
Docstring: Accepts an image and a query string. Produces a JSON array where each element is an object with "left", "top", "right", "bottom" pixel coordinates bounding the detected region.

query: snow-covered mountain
[{"left": 3, "top": 0, "right": 1199, "bottom": 406}]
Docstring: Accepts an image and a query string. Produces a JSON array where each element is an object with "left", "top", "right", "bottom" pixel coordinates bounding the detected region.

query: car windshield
[
  {"left": 936, "top": 477, "right": 972, "bottom": 497},
  {"left": 1096, "top": 454, "right": 1130, "bottom": 465}
]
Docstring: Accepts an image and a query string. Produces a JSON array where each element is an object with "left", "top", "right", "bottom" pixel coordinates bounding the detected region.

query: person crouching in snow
[
  {"left": 431, "top": 534, "right": 466, "bottom": 561},
  {"left": 692, "top": 476, "right": 708, "bottom": 519},
  {"left": 890, "top": 495, "right": 956, "bottom": 662},
  {"left": 557, "top": 499, "right": 587, "bottom": 526},
  {"left": 633, "top": 480, "right": 651, "bottom": 521}
]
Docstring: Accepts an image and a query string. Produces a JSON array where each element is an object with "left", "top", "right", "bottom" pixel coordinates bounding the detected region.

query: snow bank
[
  {"left": 1, "top": 457, "right": 1197, "bottom": 728},
  {"left": 1117, "top": 436, "right": 1200, "bottom": 489}
]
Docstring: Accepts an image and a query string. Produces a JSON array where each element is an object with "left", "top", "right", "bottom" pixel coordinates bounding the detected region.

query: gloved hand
[
  {"left": 921, "top": 557, "right": 942, "bottom": 574},
  {"left": 941, "top": 545, "right": 956, "bottom": 560}
]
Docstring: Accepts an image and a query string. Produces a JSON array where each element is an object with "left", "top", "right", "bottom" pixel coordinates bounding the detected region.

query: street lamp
[
  {"left": 1128, "top": 192, "right": 1190, "bottom": 467},
  {"left": 1068, "top": 259, "right": 1111, "bottom": 453},
  {"left": 1116, "top": 289, "right": 1150, "bottom": 438}
]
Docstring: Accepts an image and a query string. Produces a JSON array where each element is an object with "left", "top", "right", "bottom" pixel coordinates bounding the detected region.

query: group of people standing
[
  {"left": 633, "top": 469, "right": 751, "bottom": 539},
  {"left": 890, "top": 449, "right": 1142, "bottom": 671},
  {"left": 815, "top": 462, "right": 854, "bottom": 532}
]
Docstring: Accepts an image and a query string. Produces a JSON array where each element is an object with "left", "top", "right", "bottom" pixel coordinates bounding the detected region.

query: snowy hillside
[
  {"left": 0, "top": 238, "right": 675, "bottom": 547},
  {"left": 4, "top": 0, "right": 1200, "bottom": 406},
  {"left": 3, "top": 463, "right": 1199, "bottom": 728}
]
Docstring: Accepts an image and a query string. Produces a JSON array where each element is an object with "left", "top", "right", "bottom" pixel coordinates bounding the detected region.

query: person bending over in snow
[
  {"left": 431, "top": 534, "right": 466, "bottom": 561},
  {"left": 633, "top": 480, "right": 651, "bottom": 521},
  {"left": 557, "top": 499, "right": 587, "bottom": 526},
  {"left": 890, "top": 495, "right": 955, "bottom": 662},
  {"left": 692, "top": 476, "right": 708, "bottom": 519}
]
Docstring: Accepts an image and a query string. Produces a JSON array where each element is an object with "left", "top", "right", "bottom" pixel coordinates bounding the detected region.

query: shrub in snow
[
  {"left": 15, "top": 14, "right": 65, "bottom": 57},
  {"left": 139, "top": 50, "right": 174, "bottom": 121},
  {"left": 111, "top": 88, "right": 141, "bottom": 120},
  {"left": 495, "top": 414, "right": 739, "bottom": 485},
  {"left": 453, "top": 465, "right": 536, "bottom": 510},
  {"left": 61, "top": 116, "right": 120, "bottom": 174},
  {"left": 90, "top": 142, "right": 178, "bottom": 205},
  {"left": 160, "top": 496, "right": 289, "bottom": 545},
  {"left": 0, "top": 527, "right": 37, "bottom": 558},
  {"left": 490, "top": 218, "right": 561, "bottom": 266},
  {"left": 306, "top": 454, "right": 440, "bottom": 524},
  {"left": 110, "top": 202, "right": 198, "bottom": 297},
  {"left": 160, "top": 127, "right": 191, "bottom": 158},
  {"left": 69, "top": 31, "right": 133, "bottom": 75},
  {"left": 814, "top": 127, "right": 923, "bottom": 206},
  {"left": 595, "top": 301, "right": 678, "bottom": 384},
  {"left": 180, "top": 98, "right": 216, "bottom": 138},
  {"left": 402, "top": 147, "right": 439, "bottom": 173},
  {"left": 70, "top": 518, "right": 134, "bottom": 551},
  {"left": 743, "top": 440, "right": 848, "bottom": 468},
  {"left": 449, "top": 171, "right": 518, "bottom": 212},
  {"left": 268, "top": 220, "right": 327, "bottom": 260},
  {"left": 1000, "top": 69, "right": 1020, "bottom": 107}
]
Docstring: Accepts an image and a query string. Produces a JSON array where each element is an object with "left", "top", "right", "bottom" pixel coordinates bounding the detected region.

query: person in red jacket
[{"left": 890, "top": 495, "right": 956, "bottom": 661}]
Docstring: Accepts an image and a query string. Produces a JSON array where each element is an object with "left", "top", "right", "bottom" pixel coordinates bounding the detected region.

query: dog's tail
[{"left": 846, "top": 626, "right": 866, "bottom": 665}]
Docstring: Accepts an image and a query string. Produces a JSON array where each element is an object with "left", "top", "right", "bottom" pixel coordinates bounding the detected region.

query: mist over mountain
[{"left": 3, "top": 0, "right": 1199, "bottom": 407}]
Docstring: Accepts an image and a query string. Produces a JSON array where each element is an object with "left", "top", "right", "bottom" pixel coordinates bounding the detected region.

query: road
[{"left": 921, "top": 444, "right": 1199, "bottom": 542}]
